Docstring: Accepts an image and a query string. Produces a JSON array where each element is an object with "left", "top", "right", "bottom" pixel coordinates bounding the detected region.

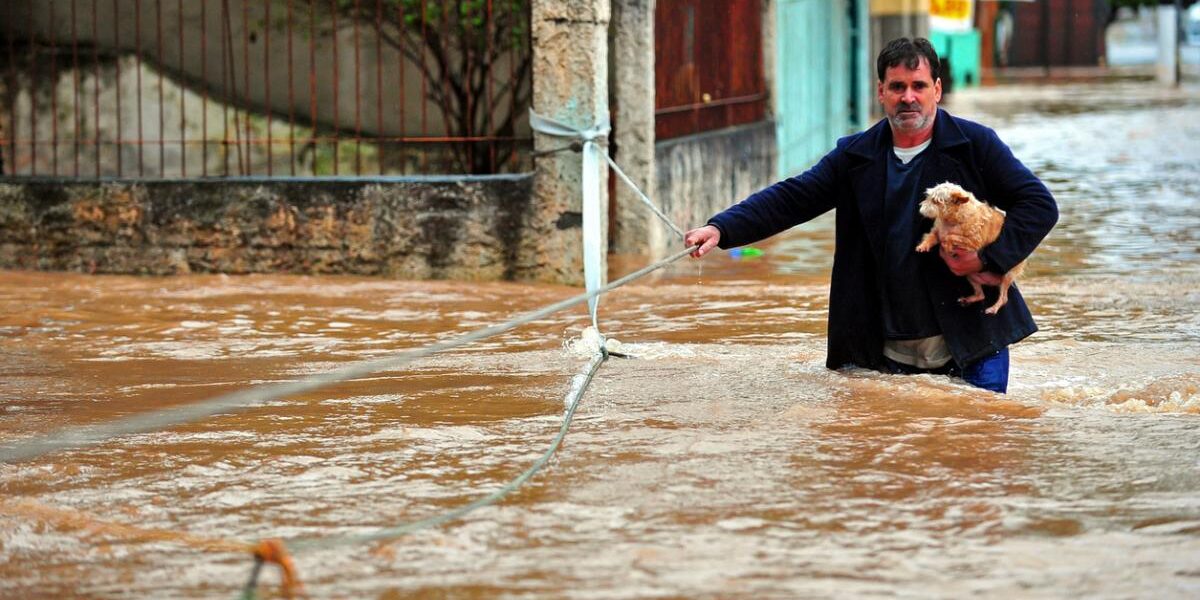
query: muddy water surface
[{"left": 2, "top": 82, "right": 1200, "bottom": 598}]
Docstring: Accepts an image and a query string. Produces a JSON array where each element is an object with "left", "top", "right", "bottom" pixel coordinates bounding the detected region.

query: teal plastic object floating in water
[{"left": 728, "top": 246, "right": 764, "bottom": 259}]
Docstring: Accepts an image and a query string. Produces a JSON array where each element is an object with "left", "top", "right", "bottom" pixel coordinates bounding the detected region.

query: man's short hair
[{"left": 876, "top": 37, "right": 941, "bottom": 82}]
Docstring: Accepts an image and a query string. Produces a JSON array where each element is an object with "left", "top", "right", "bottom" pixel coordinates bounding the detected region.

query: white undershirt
[{"left": 893, "top": 138, "right": 932, "bottom": 165}]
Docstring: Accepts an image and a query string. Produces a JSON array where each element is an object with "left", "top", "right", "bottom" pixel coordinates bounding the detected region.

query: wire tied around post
[
  {"left": 530, "top": 140, "right": 584, "bottom": 158},
  {"left": 529, "top": 109, "right": 611, "bottom": 335}
]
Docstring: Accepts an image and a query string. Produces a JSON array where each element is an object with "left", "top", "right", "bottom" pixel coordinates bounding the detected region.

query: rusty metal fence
[
  {"left": 0, "top": 0, "right": 533, "bottom": 178},
  {"left": 654, "top": 0, "right": 767, "bottom": 141}
]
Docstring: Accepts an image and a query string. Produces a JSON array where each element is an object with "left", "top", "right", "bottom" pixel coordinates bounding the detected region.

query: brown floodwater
[{"left": 2, "top": 81, "right": 1200, "bottom": 598}]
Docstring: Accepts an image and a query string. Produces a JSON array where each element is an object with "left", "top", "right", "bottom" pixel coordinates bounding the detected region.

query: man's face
[{"left": 877, "top": 57, "right": 942, "bottom": 137}]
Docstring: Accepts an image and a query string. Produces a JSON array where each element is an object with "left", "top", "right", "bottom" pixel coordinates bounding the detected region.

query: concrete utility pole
[
  {"left": 869, "top": 0, "right": 930, "bottom": 119},
  {"left": 609, "top": 0, "right": 658, "bottom": 257},
  {"left": 1157, "top": 0, "right": 1182, "bottom": 86},
  {"left": 528, "top": 0, "right": 611, "bottom": 284}
]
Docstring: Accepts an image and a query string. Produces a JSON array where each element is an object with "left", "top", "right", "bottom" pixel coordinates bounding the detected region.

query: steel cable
[
  {"left": 290, "top": 349, "right": 606, "bottom": 552},
  {"left": 0, "top": 246, "right": 697, "bottom": 465}
]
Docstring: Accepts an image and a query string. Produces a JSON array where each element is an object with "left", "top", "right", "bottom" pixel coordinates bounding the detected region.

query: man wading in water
[{"left": 684, "top": 38, "right": 1057, "bottom": 393}]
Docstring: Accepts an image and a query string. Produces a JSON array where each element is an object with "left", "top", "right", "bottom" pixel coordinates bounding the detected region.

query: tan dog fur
[{"left": 915, "top": 182, "right": 1026, "bottom": 315}]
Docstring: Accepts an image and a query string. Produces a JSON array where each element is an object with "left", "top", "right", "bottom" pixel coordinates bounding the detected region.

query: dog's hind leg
[{"left": 984, "top": 272, "right": 1017, "bottom": 315}]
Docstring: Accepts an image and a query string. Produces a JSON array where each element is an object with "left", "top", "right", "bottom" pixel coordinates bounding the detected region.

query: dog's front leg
[{"left": 915, "top": 230, "right": 939, "bottom": 253}]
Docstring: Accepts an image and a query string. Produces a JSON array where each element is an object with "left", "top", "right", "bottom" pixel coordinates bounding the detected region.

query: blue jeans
[{"left": 884, "top": 348, "right": 1010, "bottom": 393}]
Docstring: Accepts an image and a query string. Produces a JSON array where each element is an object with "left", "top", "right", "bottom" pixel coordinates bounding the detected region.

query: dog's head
[{"left": 919, "top": 182, "right": 978, "bottom": 221}]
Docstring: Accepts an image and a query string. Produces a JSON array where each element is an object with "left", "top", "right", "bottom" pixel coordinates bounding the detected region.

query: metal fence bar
[
  {"left": 420, "top": 0, "right": 428, "bottom": 171},
  {"left": 50, "top": 0, "right": 60, "bottom": 176},
  {"left": 374, "top": 0, "right": 383, "bottom": 176},
  {"left": 220, "top": 0, "right": 231, "bottom": 176},
  {"left": 486, "top": 0, "right": 495, "bottom": 172},
  {"left": 157, "top": 0, "right": 165, "bottom": 175},
  {"left": 508, "top": 0, "right": 517, "bottom": 170},
  {"left": 241, "top": 0, "right": 250, "bottom": 176},
  {"left": 200, "top": 0, "right": 208, "bottom": 177},
  {"left": 288, "top": 0, "right": 297, "bottom": 176},
  {"left": 178, "top": 0, "right": 186, "bottom": 177},
  {"left": 437, "top": 5, "right": 454, "bottom": 169},
  {"left": 4, "top": 10, "right": 16, "bottom": 175},
  {"left": 135, "top": 0, "right": 144, "bottom": 176},
  {"left": 264, "top": 0, "right": 273, "bottom": 176},
  {"left": 71, "top": 0, "right": 81, "bottom": 177},
  {"left": 94, "top": 0, "right": 103, "bottom": 177},
  {"left": 221, "top": 0, "right": 242, "bottom": 176},
  {"left": 653, "top": 93, "right": 768, "bottom": 117},
  {"left": 353, "top": 0, "right": 362, "bottom": 175},
  {"left": 26, "top": 2, "right": 38, "bottom": 175},
  {"left": 397, "top": 0, "right": 406, "bottom": 172},
  {"left": 330, "top": 0, "right": 340, "bottom": 176},
  {"left": 464, "top": 1, "right": 474, "bottom": 173},
  {"left": 112, "top": 0, "right": 123, "bottom": 176},
  {"left": 308, "top": 0, "right": 317, "bottom": 176}
]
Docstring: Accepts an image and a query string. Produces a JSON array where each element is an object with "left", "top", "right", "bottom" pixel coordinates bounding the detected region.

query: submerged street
[{"left": 1, "top": 80, "right": 1199, "bottom": 597}]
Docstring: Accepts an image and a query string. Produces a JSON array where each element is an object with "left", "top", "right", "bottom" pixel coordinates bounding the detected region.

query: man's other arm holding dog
[{"left": 943, "top": 129, "right": 1058, "bottom": 279}]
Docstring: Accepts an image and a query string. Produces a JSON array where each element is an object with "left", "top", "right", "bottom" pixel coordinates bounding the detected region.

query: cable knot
[{"left": 528, "top": 109, "right": 611, "bottom": 147}]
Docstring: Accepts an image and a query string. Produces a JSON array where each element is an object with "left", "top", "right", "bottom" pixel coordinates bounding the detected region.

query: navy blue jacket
[{"left": 709, "top": 109, "right": 1058, "bottom": 371}]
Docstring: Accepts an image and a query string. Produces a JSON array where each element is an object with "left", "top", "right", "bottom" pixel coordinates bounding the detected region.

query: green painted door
[{"left": 775, "top": 0, "right": 866, "bottom": 178}]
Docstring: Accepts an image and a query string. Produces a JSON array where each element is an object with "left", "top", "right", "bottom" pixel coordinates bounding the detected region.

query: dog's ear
[{"left": 952, "top": 192, "right": 970, "bottom": 205}]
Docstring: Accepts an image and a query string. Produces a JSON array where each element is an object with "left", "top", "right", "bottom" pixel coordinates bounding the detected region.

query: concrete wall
[
  {"left": 654, "top": 120, "right": 776, "bottom": 253},
  {"left": 0, "top": 176, "right": 543, "bottom": 279}
]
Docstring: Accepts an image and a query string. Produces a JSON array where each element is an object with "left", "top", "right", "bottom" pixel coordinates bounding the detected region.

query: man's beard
[{"left": 888, "top": 103, "right": 931, "bottom": 132}]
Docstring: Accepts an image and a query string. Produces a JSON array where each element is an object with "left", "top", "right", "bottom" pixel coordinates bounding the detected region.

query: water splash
[
  {"left": 562, "top": 326, "right": 625, "bottom": 357},
  {"left": 1041, "top": 374, "right": 1200, "bottom": 414}
]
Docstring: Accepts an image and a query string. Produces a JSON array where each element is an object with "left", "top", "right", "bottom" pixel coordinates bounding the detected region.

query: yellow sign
[
  {"left": 930, "top": 0, "right": 974, "bottom": 32},
  {"left": 931, "top": 0, "right": 972, "bottom": 20}
]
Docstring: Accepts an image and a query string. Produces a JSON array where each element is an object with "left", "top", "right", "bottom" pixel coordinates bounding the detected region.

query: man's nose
[{"left": 900, "top": 87, "right": 917, "bottom": 103}]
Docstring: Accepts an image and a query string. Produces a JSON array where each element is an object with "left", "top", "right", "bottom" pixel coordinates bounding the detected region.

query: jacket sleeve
[
  {"left": 707, "top": 147, "right": 844, "bottom": 249},
  {"left": 976, "top": 129, "right": 1059, "bottom": 273}
]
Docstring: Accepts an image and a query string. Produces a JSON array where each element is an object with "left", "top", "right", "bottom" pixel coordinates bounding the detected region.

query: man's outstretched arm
[{"left": 975, "top": 131, "right": 1059, "bottom": 272}]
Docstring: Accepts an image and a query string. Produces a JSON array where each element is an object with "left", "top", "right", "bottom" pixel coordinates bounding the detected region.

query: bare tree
[{"left": 304, "top": 0, "right": 532, "bottom": 173}]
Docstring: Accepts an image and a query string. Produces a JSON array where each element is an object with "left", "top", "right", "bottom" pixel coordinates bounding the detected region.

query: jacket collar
[{"left": 844, "top": 107, "right": 968, "bottom": 160}]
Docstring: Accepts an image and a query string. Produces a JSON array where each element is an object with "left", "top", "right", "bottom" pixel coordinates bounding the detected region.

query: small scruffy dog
[{"left": 915, "top": 181, "right": 1026, "bottom": 315}]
